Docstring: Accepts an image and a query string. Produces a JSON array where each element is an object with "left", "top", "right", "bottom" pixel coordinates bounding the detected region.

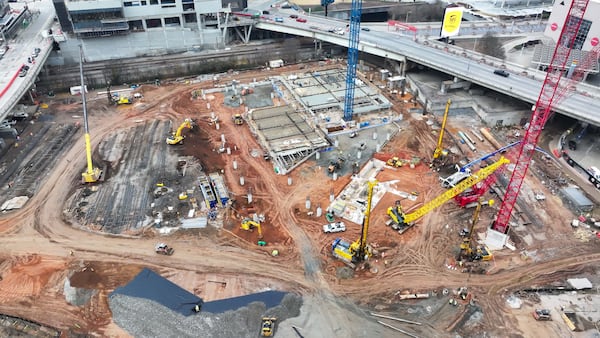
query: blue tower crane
[{"left": 343, "top": 0, "right": 362, "bottom": 122}]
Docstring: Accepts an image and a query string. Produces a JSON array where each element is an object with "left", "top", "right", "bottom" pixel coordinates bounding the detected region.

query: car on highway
[
  {"left": 361, "top": 27, "right": 370, "bottom": 31},
  {"left": 18, "top": 64, "right": 28, "bottom": 77},
  {"left": 33, "top": 47, "right": 41, "bottom": 58},
  {"left": 296, "top": 17, "right": 307, "bottom": 23},
  {"left": 274, "top": 17, "right": 283, "bottom": 23},
  {"left": 323, "top": 221, "right": 346, "bottom": 233},
  {"left": 289, "top": 14, "right": 298, "bottom": 19},
  {"left": 493, "top": 69, "right": 509, "bottom": 77}
]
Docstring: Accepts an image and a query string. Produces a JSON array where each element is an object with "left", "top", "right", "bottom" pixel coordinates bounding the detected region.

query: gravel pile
[{"left": 109, "top": 293, "right": 302, "bottom": 338}]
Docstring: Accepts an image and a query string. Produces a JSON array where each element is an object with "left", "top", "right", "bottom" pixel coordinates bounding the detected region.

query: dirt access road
[{"left": 0, "top": 68, "right": 599, "bottom": 337}]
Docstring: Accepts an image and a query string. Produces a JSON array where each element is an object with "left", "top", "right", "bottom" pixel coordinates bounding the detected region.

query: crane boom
[
  {"left": 433, "top": 99, "right": 451, "bottom": 159},
  {"left": 79, "top": 45, "right": 102, "bottom": 183},
  {"left": 404, "top": 156, "right": 509, "bottom": 224},
  {"left": 492, "top": 0, "right": 591, "bottom": 234}
]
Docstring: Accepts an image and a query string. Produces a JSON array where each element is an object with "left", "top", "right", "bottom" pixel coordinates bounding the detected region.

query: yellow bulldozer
[{"left": 232, "top": 114, "right": 244, "bottom": 125}]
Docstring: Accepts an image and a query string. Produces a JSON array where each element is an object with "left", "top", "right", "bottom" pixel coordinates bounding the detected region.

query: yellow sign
[{"left": 441, "top": 7, "right": 464, "bottom": 37}]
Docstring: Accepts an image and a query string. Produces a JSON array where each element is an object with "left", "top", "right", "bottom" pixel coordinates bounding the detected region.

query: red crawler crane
[{"left": 493, "top": 0, "right": 599, "bottom": 234}]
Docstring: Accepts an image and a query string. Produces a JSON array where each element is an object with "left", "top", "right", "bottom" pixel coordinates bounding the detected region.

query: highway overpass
[{"left": 255, "top": 17, "right": 600, "bottom": 126}]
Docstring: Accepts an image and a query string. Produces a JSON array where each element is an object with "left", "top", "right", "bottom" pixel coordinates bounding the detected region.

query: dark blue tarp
[
  {"left": 202, "top": 290, "right": 288, "bottom": 314},
  {"left": 110, "top": 268, "right": 202, "bottom": 317}
]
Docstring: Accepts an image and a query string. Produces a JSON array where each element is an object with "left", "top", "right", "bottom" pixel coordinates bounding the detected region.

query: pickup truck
[{"left": 323, "top": 222, "right": 346, "bottom": 233}]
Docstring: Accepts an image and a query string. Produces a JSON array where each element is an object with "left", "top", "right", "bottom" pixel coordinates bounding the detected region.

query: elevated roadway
[
  {"left": 0, "top": 0, "right": 55, "bottom": 122},
  {"left": 256, "top": 14, "right": 600, "bottom": 126}
]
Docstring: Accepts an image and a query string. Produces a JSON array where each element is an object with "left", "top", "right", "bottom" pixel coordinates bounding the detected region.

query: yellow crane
[
  {"left": 387, "top": 156, "right": 509, "bottom": 230},
  {"left": 78, "top": 45, "right": 102, "bottom": 183},
  {"left": 332, "top": 180, "right": 377, "bottom": 266},
  {"left": 166, "top": 119, "right": 193, "bottom": 145},
  {"left": 432, "top": 99, "right": 451, "bottom": 161},
  {"left": 459, "top": 198, "right": 493, "bottom": 261}
]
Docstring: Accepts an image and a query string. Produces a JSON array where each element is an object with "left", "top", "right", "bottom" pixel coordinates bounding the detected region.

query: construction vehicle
[
  {"left": 533, "top": 309, "right": 552, "bottom": 321},
  {"left": 78, "top": 45, "right": 103, "bottom": 183},
  {"left": 431, "top": 99, "right": 451, "bottom": 165},
  {"left": 241, "top": 218, "right": 266, "bottom": 245},
  {"left": 261, "top": 317, "right": 277, "bottom": 336},
  {"left": 332, "top": 180, "right": 377, "bottom": 266},
  {"left": 328, "top": 157, "right": 345, "bottom": 173},
  {"left": 458, "top": 199, "right": 493, "bottom": 262},
  {"left": 166, "top": 118, "right": 193, "bottom": 145},
  {"left": 155, "top": 243, "right": 174, "bottom": 255},
  {"left": 386, "top": 157, "right": 405, "bottom": 168},
  {"left": 116, "top": 96, "right": 132, "bottom": 105},
  {"left": 387, "top": 156, "right": 510, "bottom": 232},
  {"left": 232, "top": 114, "right": 244, "bottom": 125}
]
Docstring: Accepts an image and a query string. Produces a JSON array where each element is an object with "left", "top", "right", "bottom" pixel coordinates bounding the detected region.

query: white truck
[{"left": 323, "top": 222, "right": 346, "bottom": 233}]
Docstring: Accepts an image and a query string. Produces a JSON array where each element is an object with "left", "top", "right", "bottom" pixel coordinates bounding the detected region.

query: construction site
[{"left": 2, "top": 5, "right": 600, "bottom": 338}]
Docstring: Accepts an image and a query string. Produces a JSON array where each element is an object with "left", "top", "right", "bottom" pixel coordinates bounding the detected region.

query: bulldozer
[
  {"left": 155, "top": 243, "right": 174, "bottom": 255},
  {"left": 116, "top": 96, "right": 132, "bottom": 105},
  {"left": 232, "top": 114, "right": 244, "bottom": 125},
  {"left": 386, "top": 157, "right": 406, "bottom": 168},
  {"left": 166, "top": 119, "right": 193, "bottom": 145},
  {"left": 261, "top": 317, "right": 277, "bottom": 337}
]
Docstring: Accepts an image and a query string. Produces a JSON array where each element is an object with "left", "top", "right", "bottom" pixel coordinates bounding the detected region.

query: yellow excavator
[
  {"left": 459, "top": 199, "right": 493, "bottom": 261},
  {"left": 78, "top": 45, "right": 102, "bottom": 183},
  {"left": 387, "top": 156, "right": 509, "bottom": 232},
  {"left": 431, "top": 99, "right": 451, "bottom": 165},
  {"left": 332, "top": 180, "right": 377, "bottom": 266},
  {"left": 241, "top": 218, "right": 266, "bottom": 246},
  {"left": 166, "top": 119, "right": 193, "bottom": 145}
]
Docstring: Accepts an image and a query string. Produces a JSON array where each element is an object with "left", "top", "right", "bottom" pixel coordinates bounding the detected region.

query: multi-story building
[
  {"left": 53, "top": 0, "right": 247, "bottom": 38},
  {"left": 544, "top": 0, "right": 600, "bottom": 52},
  {"left": 1, "top": 0, "right": 30, "bottom": 43}
]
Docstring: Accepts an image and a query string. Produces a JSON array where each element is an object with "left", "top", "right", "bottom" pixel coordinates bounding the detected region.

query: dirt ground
[{"left": 0, "top": 62, "right": 599, "bottom": 337}]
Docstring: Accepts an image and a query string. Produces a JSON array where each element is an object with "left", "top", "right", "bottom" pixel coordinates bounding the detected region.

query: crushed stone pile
[{"left": 109, "top": 293, "right": 302, "bottom": 338}]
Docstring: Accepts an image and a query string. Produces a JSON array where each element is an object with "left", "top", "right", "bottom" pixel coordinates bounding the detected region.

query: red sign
[
  {"left": 550, "top": 23, "right": 558, "bottom": 31},
  {"left": 387, "top": 20, "right": 417, "bottom": 32},
  {"left": 591, "top": 37, "right": 599, "bottom": 46}
]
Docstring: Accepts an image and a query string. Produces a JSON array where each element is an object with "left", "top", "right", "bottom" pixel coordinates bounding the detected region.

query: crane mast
[
  {"left": 79, "top": 45, "right": 102, "bottom": 183},
  {"left": 433, "top": 99, "right": 451, "bottom": 160},
  {"left": 342, "top": 0, "right": 362, "bottom": 121},
  {"left": 492, "top": 0, "right": 591, "bottom": 234},
  {"left": 356, "top": 180, "right": 376, "bottom": 260}
]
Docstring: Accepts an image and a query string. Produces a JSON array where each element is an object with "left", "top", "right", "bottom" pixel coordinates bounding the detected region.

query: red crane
[{"left": 492, "top": 0, "right": 598, "bottom": 234}]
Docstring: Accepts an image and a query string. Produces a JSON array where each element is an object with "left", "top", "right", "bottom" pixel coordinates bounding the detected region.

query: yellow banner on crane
[{"left": 441, "top": 6, "right": 464, "bottom": 38}]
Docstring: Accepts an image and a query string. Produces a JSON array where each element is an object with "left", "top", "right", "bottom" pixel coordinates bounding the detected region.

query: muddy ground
[{"left": 0, "top": 61, "right": 599, "bottom": 337}]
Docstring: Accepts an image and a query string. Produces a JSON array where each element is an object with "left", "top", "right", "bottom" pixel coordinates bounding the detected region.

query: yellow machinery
[
  {"left": 387, "top": 156, "right": 510, "bottom": 231},
  {"left": 117, "top": 96, "right": 132, "bottom": 105},
  {"left": 78, "top": 45, "right": 103, "bottom": 183},
  {"left": 432, "top": 99, "right": 451, "bottom": 160},
  {"left": 332, "top": 180, "right": 377, "bottom": 266},
  {"left": 261, "top": 317, "right": 276, "bottom": 336},
  {"left": 241, "top": 218, "right": 266, "bottom": 246},
  {"left": 232, "top": 114, "right": 244, "bottom": 125},
  {"left": 386, "top": 157, "right": 405, "bottom": 167},
  {"left": 459, "top": 199, "right": 493, "bottom": 261},
  {"left": 166, "top": 119, "right": 193, "bottom": 145}
]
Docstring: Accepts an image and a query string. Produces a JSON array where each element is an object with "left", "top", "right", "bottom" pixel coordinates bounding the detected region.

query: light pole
[{"left": 405, "top": 11, "right": 411, "bottom": 23}]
